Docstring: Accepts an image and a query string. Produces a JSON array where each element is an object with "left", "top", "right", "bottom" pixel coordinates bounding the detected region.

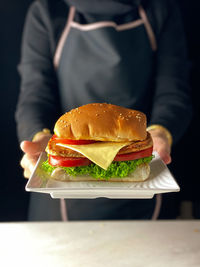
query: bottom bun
[{"left": 50, "top": 163, "right": 150, "bottom": 182}]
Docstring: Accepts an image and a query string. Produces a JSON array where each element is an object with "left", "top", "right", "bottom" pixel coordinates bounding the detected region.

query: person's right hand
[{"left": 20, "top": 132, "right": 52, "bottom": 178}]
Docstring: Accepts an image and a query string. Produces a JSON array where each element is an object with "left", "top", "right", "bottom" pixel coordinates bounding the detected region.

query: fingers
[
  {"left": 20, "top": 133, "right": 51, "bottom": 155},
  {"left": 20, "top": 140, "right": 43, "bottom": 155},
  {"left": 20, "top": 141, "right": 42, "bottom": 178},
  {"left": 20, "top": 134, "right": 51, "bottom": 179},
  {"left": 20, "top": 153, "right": 38, "bottom": 179},
  {"left": 156, "top": 148, "right": 172, "bottom": 164},
  {"left": 151, "top": 135, "right": 172, "bottom": 165}
]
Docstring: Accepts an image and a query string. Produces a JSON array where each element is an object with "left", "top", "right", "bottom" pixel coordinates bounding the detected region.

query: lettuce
[{"left": 41, "top": 156, "right": 153, "bottom": 180}]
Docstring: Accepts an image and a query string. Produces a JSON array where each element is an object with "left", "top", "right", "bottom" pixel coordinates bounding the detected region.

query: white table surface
[{"left": 0, "top": 221, "right": 200, "bottom": 267}]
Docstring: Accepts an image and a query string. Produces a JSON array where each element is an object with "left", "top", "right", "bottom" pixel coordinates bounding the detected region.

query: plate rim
[{"left": 25, "top": 151, "right": 180, "bottom": 198}]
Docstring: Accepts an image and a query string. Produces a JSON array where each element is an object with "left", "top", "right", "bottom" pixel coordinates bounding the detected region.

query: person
[{"left": 16, "top": 0, "right": 192, "bottom": 221}]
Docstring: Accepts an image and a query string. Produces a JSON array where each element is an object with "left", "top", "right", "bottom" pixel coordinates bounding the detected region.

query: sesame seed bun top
[{"left": 54, "top": 103, "right": 147, "bottom": 142}]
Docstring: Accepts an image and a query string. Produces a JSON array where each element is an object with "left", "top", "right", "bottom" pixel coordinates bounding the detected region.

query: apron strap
[
  {"left": 54, "top": 5, "right": 157, "bottom": 68},
  {"left": 139, "top": 5, "right": 157, "bottom": 51},
  {"left": 60, "top": 198, "right": 68, "bottom": 221},
  {"left": 151, "top": 194, "right": 162, "bottom": 220},
  {"left": 54, "top": 6, "right": 76, "bottom": 68},
  {"left": 71, "top": 18, "right": 144, "bottom": 32}
]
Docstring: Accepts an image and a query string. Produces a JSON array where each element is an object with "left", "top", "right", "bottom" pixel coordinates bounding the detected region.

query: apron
[
  {"left": 51, "top": 5, "right": 159, "bottom": 220},
  {"left": 54, "top": 5, "right": 157, "bottom": 113}
]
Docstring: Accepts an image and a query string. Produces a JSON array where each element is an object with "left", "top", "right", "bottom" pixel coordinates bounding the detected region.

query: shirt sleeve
[
  {"left": 15, "top": 1, "right": 61, "bottom": 142},
  {"left": 149, "top": 0, "right": 193, "bottom": 144}
]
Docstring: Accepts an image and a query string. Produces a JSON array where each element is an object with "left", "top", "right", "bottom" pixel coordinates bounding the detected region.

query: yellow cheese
[{"left": 56, "top": 141, "right": 131, "bottom": 170}]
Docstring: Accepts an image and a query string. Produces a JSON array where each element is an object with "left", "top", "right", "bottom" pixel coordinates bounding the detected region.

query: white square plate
[{"left": 26, "top": 152, "right": 180, "bottom": 199}]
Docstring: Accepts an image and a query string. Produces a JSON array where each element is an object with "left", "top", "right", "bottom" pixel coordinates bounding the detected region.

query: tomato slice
[
  {"left": 48, "top": 147, "right": 153, "bottom": 168},
  {"left": 49, "top": 155, "right": 91, "bottom": 167},
  {"left": 52, "top": 135, "right": 97, "bottom": 145},
  {"left": 114, "top": 147, "right": 153, "bottom": 162}
]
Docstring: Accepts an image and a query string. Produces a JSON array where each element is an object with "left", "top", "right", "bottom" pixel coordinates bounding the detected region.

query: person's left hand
[
  {"left": 148, "top": 129, "right": 171, "bottom": 164},
  {"left": 20, "top": 132, "right": 52, "bottom": 178}
]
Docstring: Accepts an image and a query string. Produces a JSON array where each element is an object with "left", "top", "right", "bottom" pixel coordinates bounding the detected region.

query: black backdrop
[
  {"left": 0, "top": 0, "right": 32, "bottom": 221},
  {"left": 164, "top": 0, "right": 200, "bottom": 218},
  {"left": 0, "top": 0, "right": 199, "bottom": 221}
]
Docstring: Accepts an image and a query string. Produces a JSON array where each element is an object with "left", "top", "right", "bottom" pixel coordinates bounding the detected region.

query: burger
[{"left": 42, "top": 103, "right": 153, "bottom": 181}]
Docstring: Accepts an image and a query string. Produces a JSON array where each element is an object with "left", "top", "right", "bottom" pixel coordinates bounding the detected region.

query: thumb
[
  {"left": 156, "top": 148, "right": 171, "bottom": 165},
  {"left": 20, "top": 140, "right": 44, "bottom": 155}
]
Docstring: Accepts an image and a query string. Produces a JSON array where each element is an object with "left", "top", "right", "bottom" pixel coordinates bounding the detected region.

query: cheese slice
[{"left": 56, "top": 141, "right": 131, "bottom": 170}]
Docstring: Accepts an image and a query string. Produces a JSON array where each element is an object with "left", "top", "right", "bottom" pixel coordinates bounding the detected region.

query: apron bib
[{"left": 54, "top": 5, "right": 157, "bottom": 114}]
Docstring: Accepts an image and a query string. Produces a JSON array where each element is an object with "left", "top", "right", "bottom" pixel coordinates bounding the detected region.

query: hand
[
  {"left": 148, "top": 129, "right": 172, "bottom": 164},
  {"left": 20, "top": 133, "right": 52, "bottom": 178}
]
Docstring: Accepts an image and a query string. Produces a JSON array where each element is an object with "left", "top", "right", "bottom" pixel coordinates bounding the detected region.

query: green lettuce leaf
[{"left": 41, "top": 155, "right": 153, "bottom": 180}]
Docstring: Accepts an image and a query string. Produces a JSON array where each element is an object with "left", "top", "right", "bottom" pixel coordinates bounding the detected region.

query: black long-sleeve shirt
[{"left": 16, "top": 0, "right": 192, "bottom": 143}]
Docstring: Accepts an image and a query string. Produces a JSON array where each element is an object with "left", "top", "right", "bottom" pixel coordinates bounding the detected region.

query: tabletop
[{"left": 0, "top": 220, "right": 200, "bottom": 267}]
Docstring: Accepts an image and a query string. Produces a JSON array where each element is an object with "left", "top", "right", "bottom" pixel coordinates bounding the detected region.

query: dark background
[
  {"left": 0, "top": 0, "right": 32, "bottom": 220},
  {"left": 0, "top": 0, "right": 199, "bottom": 221}
]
